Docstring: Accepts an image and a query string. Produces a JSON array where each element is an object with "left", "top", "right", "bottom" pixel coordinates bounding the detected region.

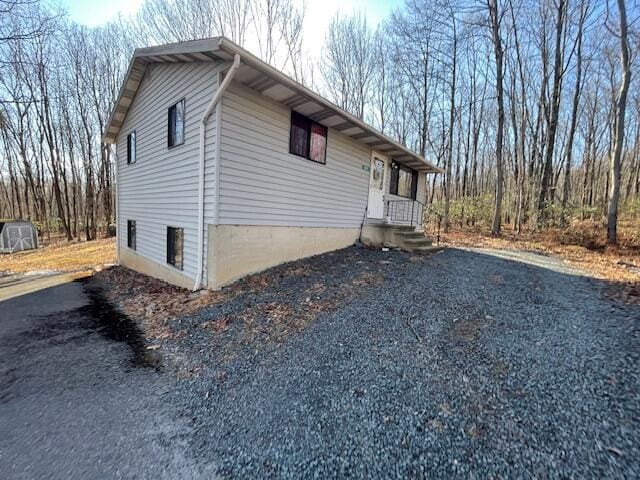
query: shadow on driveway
[{"left": 0, "top": 279, "right": 210, "bottom": 479}]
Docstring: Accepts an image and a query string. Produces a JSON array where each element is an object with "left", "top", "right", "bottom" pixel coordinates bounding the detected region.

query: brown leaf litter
[
  {"left": 94, "top": 266, "right": 227, "bottom": 341},
  {"left": 95, "top": 263, "right": 386, "bottom": 352}
]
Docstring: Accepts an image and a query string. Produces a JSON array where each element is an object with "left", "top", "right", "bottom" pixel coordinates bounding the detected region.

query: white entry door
[{"left": 367, "top": 154, "right": 387, "bottom": 219}]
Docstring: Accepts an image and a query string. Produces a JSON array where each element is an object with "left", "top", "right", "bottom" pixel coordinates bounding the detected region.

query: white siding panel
[
  {"left": 218, "top": 81, "right": 371, "bottom": 228},
  {"left": 116, "top": 61, "right": 223, "bottom": 281}
]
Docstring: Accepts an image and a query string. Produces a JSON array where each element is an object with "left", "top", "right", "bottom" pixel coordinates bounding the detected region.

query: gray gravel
[
  {"left": 160, "top": 246, "right": 640, "bottom": 479},
  {"left": 2, "top": 246, "right": 638, "bottom": 478}
]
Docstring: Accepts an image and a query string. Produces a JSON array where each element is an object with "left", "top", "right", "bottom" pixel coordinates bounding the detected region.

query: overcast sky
[{"left": 54, "top": 0, "right": 397, "bottom": 54}]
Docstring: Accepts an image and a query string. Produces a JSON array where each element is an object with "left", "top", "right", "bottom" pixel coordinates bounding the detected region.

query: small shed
[{"left": 0, "top": 221, "right": 38, "bottom": 254}]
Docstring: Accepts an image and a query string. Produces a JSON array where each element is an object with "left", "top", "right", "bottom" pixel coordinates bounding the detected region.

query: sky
[{"left": 54, "top": 0, "right": 398, "bottom": 44}]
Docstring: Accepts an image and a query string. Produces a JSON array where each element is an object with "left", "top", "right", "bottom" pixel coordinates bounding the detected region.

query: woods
[{"left": 1, "top": 0, "right": 639, "bottom": 244}]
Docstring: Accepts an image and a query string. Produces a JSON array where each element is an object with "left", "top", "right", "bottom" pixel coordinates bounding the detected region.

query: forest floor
[
  {"left": 441, "top": 220, "right": 640, "bottom": 284},
  {"left": 0, "top": 237, "right": 115, "bottom": 275}
]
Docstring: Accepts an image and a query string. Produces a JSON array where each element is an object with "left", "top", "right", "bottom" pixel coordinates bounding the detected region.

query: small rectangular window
[
  {"left": 167, "top": 226, "right": 183, "bottom": 270},
  {"left": 127, "top": 131, "right": 136, "bottom": 164},
  {"left": 289, "top": 111, "right": 327, "bottom": 164},
  {"left": 167, "top": 99, "right": 185, "bottom": 148},
  {"left": 127, "top": 220, "right": 136, "bottom": 250}
]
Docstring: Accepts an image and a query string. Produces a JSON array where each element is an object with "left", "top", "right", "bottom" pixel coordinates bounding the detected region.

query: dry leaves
[
  {"left": 0, "top": 237, "right": 115, "bottom": 274},
  {"left": 95, "top": 266, "right": 227, "bottom": 341},
  {"left": 442, "top": 221, "right": 640, "bottom": 284}
]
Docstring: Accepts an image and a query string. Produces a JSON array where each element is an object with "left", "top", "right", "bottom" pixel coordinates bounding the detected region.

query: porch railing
[
  {"left": 385, "top": 199, "right": 443, "bottom": 245},
  {"left": 385, "top": 199, "right": 424, "bottom": 227}
]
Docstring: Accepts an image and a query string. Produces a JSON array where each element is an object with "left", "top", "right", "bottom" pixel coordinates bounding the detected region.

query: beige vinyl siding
[
  {"left": 116, "top": 61, "right": 224, "bottom": 281},
  {"left": 217, "top": 81, "right": 371, "bottom": 228}
]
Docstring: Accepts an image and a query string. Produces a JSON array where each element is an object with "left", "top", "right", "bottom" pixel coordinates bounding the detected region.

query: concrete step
[
  {"left": 395, "top": 231, "right": 427, "bottom": 239},
  {"left": 410, "top": 245, "right": 445, "bottom": 255},
  {"left": 390, "top": 225, "right": 419, "bottom": 232},
  {"left": 402, "top": 238, "right": 433, "bottom": 247}
]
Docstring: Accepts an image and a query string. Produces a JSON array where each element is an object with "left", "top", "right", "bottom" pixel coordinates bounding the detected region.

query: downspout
[
  {"left": 194, "top": 53, "right": 241, "bottom": 291},
  {"left": 114, "top": 148, "right": 120, "bottom": 266}
]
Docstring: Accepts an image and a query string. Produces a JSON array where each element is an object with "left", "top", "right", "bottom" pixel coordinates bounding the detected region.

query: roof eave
[
  {"left": 103, "top": 36, "right": 443, "bottom": 174},
  {"left": 216, "top": 37, "right": 441, "bottom": 173}
]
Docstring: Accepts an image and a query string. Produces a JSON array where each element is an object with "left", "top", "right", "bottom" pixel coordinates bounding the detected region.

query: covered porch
[{"left": 364, "top": 150, "right": 439, "bottom": 229}]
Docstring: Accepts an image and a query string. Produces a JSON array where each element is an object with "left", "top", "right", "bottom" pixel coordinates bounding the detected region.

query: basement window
[
  {"left": 167, "top": 99, "right": 185, "bottom": 148},
  {"left": 167, "top": 226, "right": 183, "bottom": 270},
  {"left": 127, "top": 220, "right": 136, "bottom": 250},
  {"left": 390, "top": 162, "right": 418, "bottom": 200},
  {"left": 127, "top": 130, "right": 136, "bottom": 164},
  {"left": 289, "top": 111, "right": 327, "bottom": 164}
]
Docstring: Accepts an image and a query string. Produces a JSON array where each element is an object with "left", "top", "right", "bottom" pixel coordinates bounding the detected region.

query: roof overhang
[{"left": 103, "top": 37, "right": 443, "bottom": 174}]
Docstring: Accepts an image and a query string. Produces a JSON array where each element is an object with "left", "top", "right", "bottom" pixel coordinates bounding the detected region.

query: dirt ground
[
  {"left": 0, "top": 237, "right": 115, "bottom": 274},
  {"left": 441, "top": 220, "right": 640, "bottom": 283}
]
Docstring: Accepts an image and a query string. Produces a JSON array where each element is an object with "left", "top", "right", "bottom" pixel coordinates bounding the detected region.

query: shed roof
[{"left": 104, "top": 37, "right": 442, "bottom": 173}]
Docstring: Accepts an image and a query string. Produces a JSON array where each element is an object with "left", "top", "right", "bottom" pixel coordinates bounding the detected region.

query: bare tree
[
  {"left": 487, "top": 0, "right": 505, "bottom": 235},
  {"left": 606, "top": 0, "right": 632, "bottom": 244},
  {"left": 321, "top": 12, "right": 376, "bottom": 119}
]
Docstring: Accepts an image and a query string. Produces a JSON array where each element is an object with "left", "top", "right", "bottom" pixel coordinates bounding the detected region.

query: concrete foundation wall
[
  {"left": 207, "top": 225, "right": 360, "bottom": 289},
  {"left": 120, "top": 247, "right": 193, "bottom": 290},
  {"left": 360, "top": 225, "right": 395, "bottom": 248}
]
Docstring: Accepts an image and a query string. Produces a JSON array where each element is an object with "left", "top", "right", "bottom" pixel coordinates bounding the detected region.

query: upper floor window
[
  {"left": 127, "top": 130, "right": 136, "bottom": 164},
  {"left": 167, "top": 99, "right": 185, "bottom": 148},
  {"left": 289, "top": 111, "right": 327, "bottom": 164},
  {"left": 390, "top": 162, "right": 418, "bottom": 200}
]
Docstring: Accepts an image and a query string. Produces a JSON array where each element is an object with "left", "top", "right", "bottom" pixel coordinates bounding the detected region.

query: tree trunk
[
  {"left": 488, "top": 0, "right": 504, "bottom": 236},
  {"left": 607, "top": 0, "right": 631, "bottom": 245}
]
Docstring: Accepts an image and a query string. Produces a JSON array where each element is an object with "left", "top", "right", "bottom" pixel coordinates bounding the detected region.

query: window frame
[
  {"left": 289, "top": 111, "right": 327, "bottom": 165},
  {"left": 166, "top": 226, "right": 184, "bottom": 271},
  {"left": 167, "top": 98, "right": 186, "bottom": 149},
  {"left": 127, "top": 220, "right": 136, "bottom": 250},
  {"left": 127, "top": 130, "right": 136, "bottom": 165},
  {"left": 390, "top": 161, "right": 418, "bottom": 200}
]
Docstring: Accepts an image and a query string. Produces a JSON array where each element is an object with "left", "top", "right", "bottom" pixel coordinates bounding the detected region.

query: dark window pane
[
  {"left": 167, "top": 228, "right": 174, "bottom": 264},
  {"left": 127, "top": 220, "right": 136, "bottom": 250},
  {"left": 127, "top": 131, "right": 136, "bottom": 164},
  {"left": 175, "top": 100, "right": 185, "bottom": 145},
  {"left": 289, "top": 111, "right": 310, "bottom": 157},
  {"left": 410, "top": 171, "right": 418, "bottom": 200},
  {"left": 398, "top": 168, "right": 412, "bottom": 197},
  {"left": 390, "top": 163, "right": 399, "bottom": 195},
  {"left": 167, "top": 226, "right": 183, "bottom": 270},
  {"left": 168, "top": 100, "right": 185, "bottom": 148},
  {"left": 174, "top": 228, "right": 183, "bottom": 270},
  {"left": 309, "top": 123, "right": 327, "bottom": 163},
  {"left": 390, "top": 162, "right": 416, "bottom": 199},
  {"left": 168, "top": 105, "right": 176, "bottom": 147}
]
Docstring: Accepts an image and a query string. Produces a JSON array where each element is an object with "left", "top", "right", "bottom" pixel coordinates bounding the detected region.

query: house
[{"left": 104, "top": 37, "right": 442, "bottom": 290}]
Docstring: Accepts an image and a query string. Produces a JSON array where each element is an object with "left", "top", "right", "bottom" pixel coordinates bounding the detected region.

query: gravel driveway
[
  {"left": 1, "top": 246, "right": 638, "bottom": 478},
  {"left": 158, "top": 246, "right": 639, "bottom": 478}
]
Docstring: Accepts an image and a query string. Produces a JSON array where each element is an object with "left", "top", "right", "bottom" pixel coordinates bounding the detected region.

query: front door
[{"left": 367, "top": 154, "right": 387, "bottom": 219}]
